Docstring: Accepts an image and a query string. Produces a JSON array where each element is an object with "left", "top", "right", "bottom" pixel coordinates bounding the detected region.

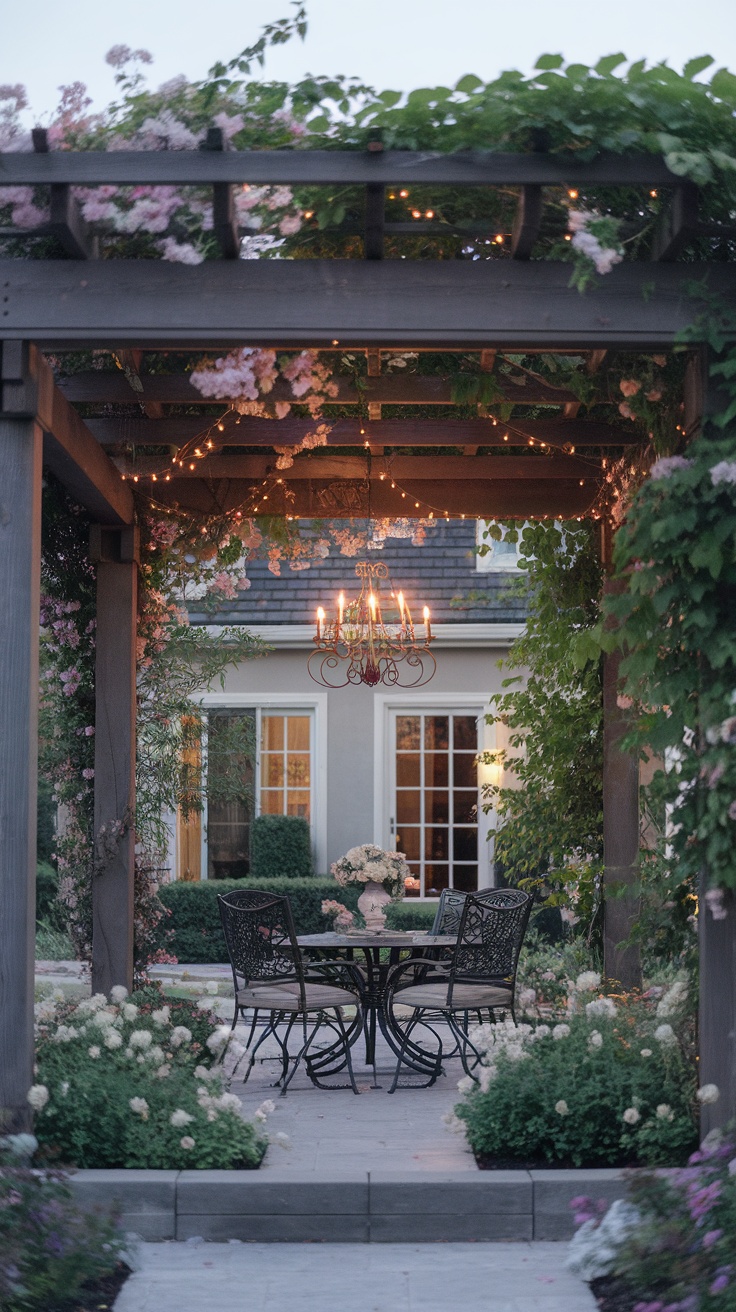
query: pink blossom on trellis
[
  {"left": 158, "top": 237, "right": 204, "bottom": 265},
  {"left": 190, "top": 347, "right": 278, "bottom": 401},
  {"left": 212, "top": 111, "right": 245, "bottom": 142},
  {"left": 649, "top": 456, "right": 694, "bottom": 481}
]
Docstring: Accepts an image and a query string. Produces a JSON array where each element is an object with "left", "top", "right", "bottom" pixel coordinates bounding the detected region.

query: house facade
[{"left": 179, "top": 520, "right": 527, "bottom": 904}]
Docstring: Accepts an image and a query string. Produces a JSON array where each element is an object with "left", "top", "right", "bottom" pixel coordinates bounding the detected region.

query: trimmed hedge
[
  {"left": 250, "top": 814, "right": 313, "bottom": 879},
  {"left": 157, "top": 878, "right": 436, "bottom": 963}
]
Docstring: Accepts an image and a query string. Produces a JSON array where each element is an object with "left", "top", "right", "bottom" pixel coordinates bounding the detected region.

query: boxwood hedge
[{"left": 156, "top": 878, "right": 437, "bottom": 963}]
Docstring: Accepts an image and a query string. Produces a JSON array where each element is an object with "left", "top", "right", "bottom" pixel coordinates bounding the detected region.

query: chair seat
[
  {"left": 395, "top": 982, "right": 513, "bottom": 1010},
  {"left": 236, "top": 982, "right": 357, "bottom": 1011}
]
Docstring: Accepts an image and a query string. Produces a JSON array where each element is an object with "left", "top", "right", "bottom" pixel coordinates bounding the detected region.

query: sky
[{"left": 2, "top": 0, "right": 736, "bottom": 121}]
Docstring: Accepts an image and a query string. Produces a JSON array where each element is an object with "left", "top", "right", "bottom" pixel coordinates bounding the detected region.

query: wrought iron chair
[
  {"left": 385, "top": 887, "right": 533, "bottom": 1091},
  {"left": 218, "top": 889, "right": 364, "bottom": 1095}
]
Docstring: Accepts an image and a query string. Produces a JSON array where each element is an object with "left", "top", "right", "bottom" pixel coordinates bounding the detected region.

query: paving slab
[{"left": 113, "top": 1240, "right": 597, "bottom": 1312}]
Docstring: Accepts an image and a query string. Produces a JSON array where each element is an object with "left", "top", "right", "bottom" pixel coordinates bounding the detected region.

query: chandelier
[{"left": 308, "top": 561, "right": 436, "bottom": 688}]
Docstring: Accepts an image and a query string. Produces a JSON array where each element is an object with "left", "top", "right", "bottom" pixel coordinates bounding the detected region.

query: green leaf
[
  {"left": 595, "top": 54, "right": 627, "bottom": 76},
  {"left": 683, "top": 55, "right": 715, "bottom": 80},
  {"left": 710, "top": 68, "right": 736, "bottom": 103},
  {"left": 306, "top": 114, "right": 329, "bottom": 132},
  {"left": 534, "top": 54, "right": 564, "bottom": 70},
  {"left": 663, "top": 150, "right": 714, "bottom": 185},
  {"left": 455, "top": 74, "right": 484, "bottom": 93},
  {"left": 709, "top": 148, "right": 736, "bottom": 173},
  {"left": 377, "top": 89, "right": 402, "bottom": 107}
]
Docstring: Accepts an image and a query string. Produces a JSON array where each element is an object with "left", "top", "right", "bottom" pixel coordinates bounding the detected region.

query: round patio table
[{"left": 296, "top": 931, "right": 455, "bottom": 1072}]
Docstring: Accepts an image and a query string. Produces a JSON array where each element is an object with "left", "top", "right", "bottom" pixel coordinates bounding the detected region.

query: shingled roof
[{"left": 190, "top": 520, "right": 528, "bottom": 626}]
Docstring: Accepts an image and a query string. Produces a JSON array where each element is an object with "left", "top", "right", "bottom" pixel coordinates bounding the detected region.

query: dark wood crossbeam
[
  {"left": 59, "top": 371, "right": 583, "bottom": 406},
  {"left": 87, "top": 415, "right": 637, "bottom": 449},
  {"left": 118, "top": 453, "right": 597, "bottom": 481},
  {"left": 5, "top": 260, "right": 730, "bottom": 349},
  {"left": 142, "top": 477, "right": 597, "bottom": 519},
  {"left": 0, "top": 149, "right": 681, "bottom": 187}
]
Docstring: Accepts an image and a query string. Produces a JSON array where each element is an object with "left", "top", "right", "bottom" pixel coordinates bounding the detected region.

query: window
[
  {"left": 204, "top": 708, "right": 314, "bottom": 879},
  {"left": 475, "top": 520, "right": 525, "bottom": 573},
  {"left": 390, "top": 710, "right": 481, "bottom": 898}
]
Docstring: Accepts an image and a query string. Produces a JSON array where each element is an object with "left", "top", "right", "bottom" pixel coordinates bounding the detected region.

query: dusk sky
[{"left": 2, "top": 0, "right": 736, "bottom": 121}]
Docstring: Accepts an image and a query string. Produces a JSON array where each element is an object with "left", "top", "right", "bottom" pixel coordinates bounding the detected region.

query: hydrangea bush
[
  {"left": 454, "top": 977, "right": 698, "bottom": 1168},
  {"left": 567, "top": 1129, "right": 736, "bottom": 1310},
  {"left": 31, "top": 985, "right": 266, "bottom": 1170},
  {"left": 0, "top": 1133, "right": 127, "bottom": 1312}
]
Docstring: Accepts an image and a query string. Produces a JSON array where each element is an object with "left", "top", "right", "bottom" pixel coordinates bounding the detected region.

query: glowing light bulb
[
  {"left": 399, "top": 189, "right": 409, "bottom": 198},
  {"left": 568, "top": 188, "right": 579, "bottom": 199},
  {"left": 338, "top": 592, "right": 344, "bottom": 626},
  {"left": 316, "top": 607, "right": 325, "bottom": 639},
  {"left": 423, "top": 606, "right": 432, "bottom": 641}
]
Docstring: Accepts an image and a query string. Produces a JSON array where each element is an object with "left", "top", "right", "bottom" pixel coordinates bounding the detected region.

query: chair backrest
[
  {"left": 217, "top": 889, "right": 305, "bottom": 1003},
  {"left": 448, "top": 888, "right": 533, "bottom": 999},
  {"left": 430, "top": 888, "right": 467, "bottom": 936}
]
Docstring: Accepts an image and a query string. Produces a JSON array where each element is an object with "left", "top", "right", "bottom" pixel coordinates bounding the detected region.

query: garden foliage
[
  {"left": 32, "top": 986, "right": 265, "bottom": 1170},
  {"left": 455, "top": 977, "right": 697, "bottom": 1168},
  {"left": 0, "top": 1133, "right": 126, "bottom": 1312},
  {"left": 568, "top": 1130, "right": 736, "bottom": 1309},
  {"left": 250, "top": 814, "right": 314, "bottom": 879}
]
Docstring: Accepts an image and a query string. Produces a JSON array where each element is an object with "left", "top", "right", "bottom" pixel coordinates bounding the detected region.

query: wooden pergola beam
[
  {"left": 144, "top": 478, "right": 596, "bottom": 518},
  {"left": 4, "top": 260, "right": 730, "bottom": 350},
  {"left": 0, "top": 149, "right": 681, "bottom": 188},
  {"left": 119, "top": 452, "right": 597, "bottom": 481},
  {"left": 59, "top": 371, "right": 585, "bottom": 407},
  {"left": 86, "top": 414, "right": 642, "bottom": 449}
]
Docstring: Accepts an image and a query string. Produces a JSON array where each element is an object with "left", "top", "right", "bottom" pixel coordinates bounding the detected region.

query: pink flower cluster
[
  {"left": 568, "top": 209, "right": 623, "bottom": 275},
  {"left": 190, "top": 348, "right": 278, "bottom": 402}
]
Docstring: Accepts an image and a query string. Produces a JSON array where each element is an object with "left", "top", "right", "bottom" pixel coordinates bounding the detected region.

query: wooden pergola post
[
  {"left": 90, "top": 526, "right": 139, "bottom": 996},
  {"left": 601, "top": 523, "right": 642, "bottom": 991},
  {"left": 0, "top": 343, "right": 43, "bottom": 1130}
]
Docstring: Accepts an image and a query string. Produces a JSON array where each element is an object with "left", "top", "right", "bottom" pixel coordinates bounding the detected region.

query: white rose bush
[
  {"left": 30, "top": 985, "right": 266, "bottom": 1170},
  {"left": 455, "top": 978, "right": 697, "bottom": 1168}
]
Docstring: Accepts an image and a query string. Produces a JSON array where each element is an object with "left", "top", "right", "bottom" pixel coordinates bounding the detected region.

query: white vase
[{"left": 357, "top": 879, "right": 392, "bottom": 932}]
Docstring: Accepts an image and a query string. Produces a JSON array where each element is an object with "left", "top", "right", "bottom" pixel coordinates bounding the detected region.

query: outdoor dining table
[{"left": 296, "top": 931, "right": 455, "bottom": 1071}]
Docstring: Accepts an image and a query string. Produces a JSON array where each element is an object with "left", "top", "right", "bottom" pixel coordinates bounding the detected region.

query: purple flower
[
  {"left": 710, "top": 1273, "right": 730, "bottom": 1294},
  {"left": 703, "top": 1228, "right": 723, "bottom": 1248}
]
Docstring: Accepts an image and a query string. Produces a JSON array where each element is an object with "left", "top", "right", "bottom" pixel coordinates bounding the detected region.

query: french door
[{"left": 388, "top": 708, "right": 487, "bottom": 899}]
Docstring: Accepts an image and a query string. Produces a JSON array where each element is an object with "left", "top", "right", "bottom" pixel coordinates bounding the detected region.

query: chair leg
[
  {"left": 281, "top": 1014, "right": 324, "bottom": 1095},
  {"left": 333, "top": 1007, "right": 360, "bottom": 1095}
]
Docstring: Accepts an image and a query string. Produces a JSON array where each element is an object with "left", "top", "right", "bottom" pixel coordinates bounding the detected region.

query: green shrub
[
  {"left": 250, "top": 814, "right": 313, "bottom": 879},
  {"left": 0, "top": 1135, "right": 126, "bottom": 1312},
  {"left": 35, "top": 861, "right": 60, "bottom": 927},
  {"left": 455, "top": 982, "right": 697, "bottom": 1169},
  {"left": 32, "top": 986, "right": 266, "bottom": 1170},
  {"left": 157, "top": 880, "right": 440, "bottom": 961}
]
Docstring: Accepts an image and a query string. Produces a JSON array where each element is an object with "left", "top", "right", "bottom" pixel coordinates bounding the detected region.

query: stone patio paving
[{"left": 114, "top": 1240, "right": 597, "bottom": 1312}]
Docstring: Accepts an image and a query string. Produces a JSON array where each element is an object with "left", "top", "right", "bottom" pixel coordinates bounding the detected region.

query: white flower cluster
[
  {"left": 566, "top": 1200, "right": 641, "bottom": 1282},
  {"left": 710, "top": 460, "right": 736, "bottom": 487},
  {"left": 655, "top": 980, "right": 688, "bottom": 1018},
  {"left": 568, "top": 209, "right": 623, "bottom": 275},
  {"left": 331, "top": 843, "right": 410, "bottom": 896}
]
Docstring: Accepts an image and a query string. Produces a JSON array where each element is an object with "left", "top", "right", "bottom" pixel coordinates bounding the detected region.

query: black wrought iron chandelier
[{"left": 308, "top": 561, "right": 436, "bottom": 688}]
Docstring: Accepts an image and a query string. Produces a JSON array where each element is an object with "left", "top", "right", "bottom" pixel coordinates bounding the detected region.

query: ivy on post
[
  {"left": 601, "top": 519, "right": 642, "bottom": 992},
  {"left": 90, "top": 524, "right": 140, "bottom": 996}
]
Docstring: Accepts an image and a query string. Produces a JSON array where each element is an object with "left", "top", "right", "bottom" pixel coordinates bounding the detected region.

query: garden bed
[
  {"left": 48, "top": 1261, "right": 131, "bottom": 1312},
  {"left": 589, "top": 1276, "right": 638, "bottom": 1312}
]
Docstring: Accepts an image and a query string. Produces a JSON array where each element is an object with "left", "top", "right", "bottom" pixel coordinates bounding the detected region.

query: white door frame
[{"left": 372, "top": 692, "right": 497, "bottom": 897}]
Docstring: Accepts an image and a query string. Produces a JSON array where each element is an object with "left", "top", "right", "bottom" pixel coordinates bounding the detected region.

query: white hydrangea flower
[
  {"left": 575, "top": 971, "right": 602, "bottom": 992},
  {"left": 623, "top": 1107, "right": 640, "bottom": 1125},
  {"left": 152, "top": 1007, "right": 171, "bottom": 1026},
  {"left": 654, "top": 1024, "right": 677, "bottom": 1046},
  {"left": 52, "top": 1025, "right": 80, "bottom": 1043},
  {"left": 77, "top": 993, "right": 109, "bottom": 1014},
  {"left": 110, "top": 985, "right": 129, "bottom": 1003},
  {"left": 129, "top": 1030, "right": 153, "bottom": 1049},
  {"left": 205, "top": 1026, "right": 230, "bottom": 1053},
  {"left": 156, "top": 1065, "right": 171, "bottom": 1079},
  {"left": 103, "top": 1029, "right": 123, "bottom": 1050},
  {"left": 90, "top": 1009, "right": 116, "bottom": 1029},
  {"left": 170, "top": 1109, "right": 194, "bottom": 1127},
  {"left": 88, "top": 1045, "right": 101, "bottom": 1059},
  {"left": 588, "top": 1030, "right": 604, "bottom": 1050},
  {"left": 147, "top": 1045, "right": 166, "bottom": 1065},
  {"left": 585, "top": 997, "right": 618, "bottom": 1020},
  {"left": 194, "top": 1064, "right": 215, "bottom": 1081},
  {"left": 129, "top": 1097, "right": 149, "bottom": 1119},
  {"left": 552, "top": 1024, "right": 571, "bottom": 1040},
  {"left": 27, "top": 1084, "right": 49, "bottom": 1111},
  {"left": 555, "top": 1099, "right": 570, "bottom": 1116},
  {"left": 535, "top": 1024, "right": 551, "bottom": 1039},
  {"left": 122, "top": 1003, "right": 139, "bottom": 1021},
  {"left": 457, "top": 1075, "right": 475, "bottom": 1094},
  {"left": 171, "top": 1026, "right": 193, "bottom": 1048},
  {"left": 697, "top": 1084, "right": 720, "bottom": 1105},
  {"left": 60, "top": 1081, "right": 70, "bottom": 1097},
  {"left": 656, "top": 981, "right": 688, "bottom": 1018},
  {"left": 180, "top": 1136, "right": 196, "bottom": 1150},
  {"left": 254, "top": 1099, "right": 275, "bottom": 1122},
  {"left": 215, "top": 1093, "right": 242, "bottom": 1114},
  {"left": 640, "top": 1048, "right": 653, "bottom": 1058},
  {"left": 566, "top": 1201, "right": 641, "bottom": 1282},
  {"left": 205, "top": 981, "right": 219, "bottom": 995},
  {"left": 656, "top": 1104, "right": 674, "bottom": 1121}
]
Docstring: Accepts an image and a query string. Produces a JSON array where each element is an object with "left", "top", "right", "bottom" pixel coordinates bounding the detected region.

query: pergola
[{"left": 1, "top": 145, "right": 734, "bottom": 1133}]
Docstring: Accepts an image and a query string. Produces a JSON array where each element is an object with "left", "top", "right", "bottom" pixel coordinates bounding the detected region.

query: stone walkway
[{"left": 114, "top": 1241, "right": 597, "bottom": 1312}]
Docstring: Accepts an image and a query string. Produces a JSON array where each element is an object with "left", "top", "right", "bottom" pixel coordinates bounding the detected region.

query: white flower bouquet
[{"left": 331, "top": 844, "right": 409, "bottom": 900}]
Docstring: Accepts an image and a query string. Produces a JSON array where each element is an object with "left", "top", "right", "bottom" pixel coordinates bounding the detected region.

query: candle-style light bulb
[
  {"left": 397, "top": 591, "right": 405, "bottom": 626},
  {"left": 369, "top": 593, "right": 377, "bottom": 621},
  {"left": 316, "top": 606, "right": 325, "bottom": 640},
  {"left": 338, "top": 592, "right": 345, "bottom": 626},
  {"left": 423, "top": 606, "right": 432, "bottom": 641}
]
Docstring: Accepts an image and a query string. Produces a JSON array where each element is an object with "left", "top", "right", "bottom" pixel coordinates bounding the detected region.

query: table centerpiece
[{"left": 330, "top": 843, "right": 410, "bottom": 932}]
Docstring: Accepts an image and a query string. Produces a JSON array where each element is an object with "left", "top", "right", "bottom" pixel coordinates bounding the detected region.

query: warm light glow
[
  {"left": 304, "top": 210, "right": 314, "bottom": 218},
  {"left": 423, "top": 606, "right": 432, "bottom": 640},
  {"left": 369, "top": 593, "right": 377, "bottom": 619},
  {"left": 425, "top": 210, "right": 434, "bottom": 218},
  {"left": 494, "top": 234, "right": 504, "bottom": 244},
  {"left": 568, "top": 188, "right": 578, "bottom": 199},
  {"left": 399, "top": 189, "right": 409, "bottom": 198},
  {"left": 411, "top": 209, "right": 422, "bottom": 219}
]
